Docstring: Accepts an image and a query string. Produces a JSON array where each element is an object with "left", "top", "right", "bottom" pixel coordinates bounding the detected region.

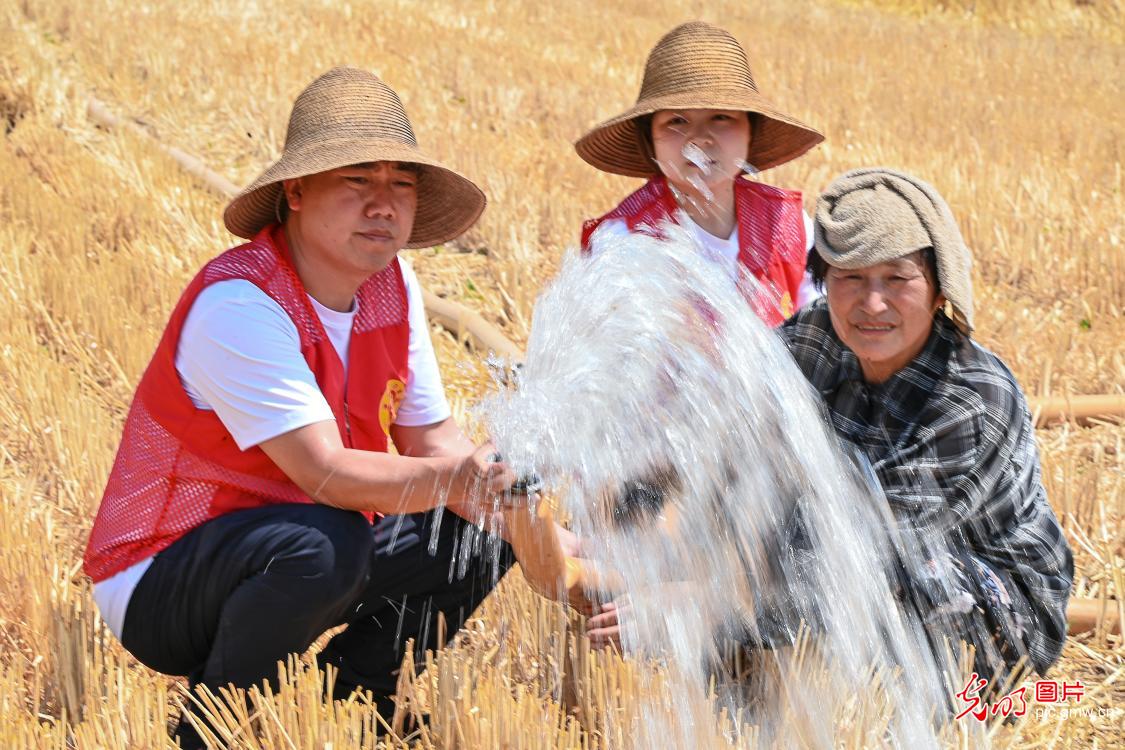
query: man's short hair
[{"left": 276, "top": 161, "right": 423, "bottom": 223}]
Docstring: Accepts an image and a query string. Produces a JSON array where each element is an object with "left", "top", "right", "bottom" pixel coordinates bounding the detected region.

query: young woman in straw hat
[
  {"left": 560, "top": 23, "right": 825, "bottom": 639},
  {"left": 578, "top": 21, "right": 824, "bottom": 326}
]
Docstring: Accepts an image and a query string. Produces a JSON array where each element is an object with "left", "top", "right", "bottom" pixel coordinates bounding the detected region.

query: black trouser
[{"left": 121, "top": 503, "right": 512, "bottom": 748}]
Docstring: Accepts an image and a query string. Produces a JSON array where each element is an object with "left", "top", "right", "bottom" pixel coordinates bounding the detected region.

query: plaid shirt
[{"left": 779, "top": 300, "right": 1073, "bottom": 675}]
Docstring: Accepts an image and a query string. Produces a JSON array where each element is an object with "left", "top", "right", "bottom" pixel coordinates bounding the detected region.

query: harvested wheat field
[{"left": 1, "top": 0, "right": 1122, "bottom": 747}]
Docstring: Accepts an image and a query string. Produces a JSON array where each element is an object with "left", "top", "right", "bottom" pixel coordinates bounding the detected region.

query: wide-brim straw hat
[
  {"left": 575, "top": 21, "right": 824, "bottom": 177},
  {"left": 224, "top": 67, "right": 485, "bottom": 248}
]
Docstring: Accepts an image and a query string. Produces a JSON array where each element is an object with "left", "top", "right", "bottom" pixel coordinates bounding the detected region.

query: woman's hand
[
  {"left": 584, "top": 581, "right": 696, "bottom": 650},
  {"left": 586, "top": 599, "right": 628, "bottom": 650}
]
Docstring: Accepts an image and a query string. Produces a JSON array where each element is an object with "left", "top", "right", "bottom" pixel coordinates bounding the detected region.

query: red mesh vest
[
  {"left": 84, "top": 225, "right": 410, "bottom": 582},
  {"left": 581, "top": 175, "right": 807, "bottom": 326}
]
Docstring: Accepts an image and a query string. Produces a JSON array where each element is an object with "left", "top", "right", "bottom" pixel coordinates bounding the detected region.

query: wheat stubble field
[{"left": 0, "top": 0, "right": 1122, "bottom": 747}]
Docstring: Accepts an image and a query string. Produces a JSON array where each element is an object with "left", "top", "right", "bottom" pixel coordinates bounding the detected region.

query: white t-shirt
[
  {"left": 590, "top": 210, "right": 822, "bottom": 309},
  {"left": 93, "top": 257, "right": 449, "bottom": 638}
]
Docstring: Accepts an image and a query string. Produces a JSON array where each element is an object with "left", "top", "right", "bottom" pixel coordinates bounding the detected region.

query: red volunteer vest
[
  {"left": 581, "top": 175, "right": 807, "bottom": 326},
  {"left": 84, "top": 225, "right": 410, "bottom": 582}
]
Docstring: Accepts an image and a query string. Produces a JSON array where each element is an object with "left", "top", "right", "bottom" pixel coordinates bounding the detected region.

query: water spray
[{"left": 479, "top": 225, "right": 961, "bottom": 748}]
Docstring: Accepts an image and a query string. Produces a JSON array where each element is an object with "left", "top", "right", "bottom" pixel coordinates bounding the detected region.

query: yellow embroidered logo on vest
[
  {"left": 379, "top": 379, "right": 407, "bottom": 435},
  {"left": 779, "top": 291, "right": 794, "bottom": 319}
]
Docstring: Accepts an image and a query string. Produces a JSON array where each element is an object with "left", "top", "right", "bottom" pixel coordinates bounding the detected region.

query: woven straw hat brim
[
  {"left": 223, "top": 139, "right": 485, "bottom": 248},
  {"left": 575, "top": 89, "right": 824, "bottom": 178}
]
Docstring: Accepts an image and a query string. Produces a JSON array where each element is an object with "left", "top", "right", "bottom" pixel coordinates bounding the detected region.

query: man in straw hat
[
  {"left": 578, "top": 21, "right": 825, "bottom": 326},
  {"left": 778, "top": 167, "right": 1073, "bottom": 685},
  {"left": 83, "top": 67, "right": 538, "bottom": 746}
]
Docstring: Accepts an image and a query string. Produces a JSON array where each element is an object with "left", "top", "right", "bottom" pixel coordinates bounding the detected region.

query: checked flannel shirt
[{"left": 779, "top": 299, "right": 1073, "bottom": 676}]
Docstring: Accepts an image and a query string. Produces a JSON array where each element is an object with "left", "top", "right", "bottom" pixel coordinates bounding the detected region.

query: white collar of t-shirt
[
  {"left": 683, "top": 214, "right": 740, "bottom": 272},
  {"left": 308, "top": 294, "right": 357, "bottom": 371}
]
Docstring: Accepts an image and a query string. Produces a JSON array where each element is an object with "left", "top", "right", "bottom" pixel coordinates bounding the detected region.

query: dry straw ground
[{"left": 1, "top": 0, "right": 1122, "bottom": 747}]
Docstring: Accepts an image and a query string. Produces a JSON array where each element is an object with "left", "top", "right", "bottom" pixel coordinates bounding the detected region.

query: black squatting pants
[{"left": 120, "top": 503, "right": 512, "bottom": 745}]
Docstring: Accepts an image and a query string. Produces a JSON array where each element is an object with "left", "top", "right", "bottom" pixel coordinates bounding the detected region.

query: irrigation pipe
[
  {"left": 1029, "top": 394, "right": 1125, "bottom": 428},
  {"left": 1067, "top": 597, "right": 1122, "bottom": 636},
  {"left": 85, "top": 96, "right": 1121, "bottom": 630}
]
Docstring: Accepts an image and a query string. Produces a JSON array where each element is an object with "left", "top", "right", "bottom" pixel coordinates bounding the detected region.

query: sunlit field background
[{"left": 1, "top": 0, "right": 1121, "bottom": 746}]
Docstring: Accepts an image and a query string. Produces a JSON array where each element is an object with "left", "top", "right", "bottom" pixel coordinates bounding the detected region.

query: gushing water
[
  {"left": 478, "top": 226, "right": 970, "bottom": 747},
  {"left": 680, "top": 142, "right": 717, "bottom": 202}
]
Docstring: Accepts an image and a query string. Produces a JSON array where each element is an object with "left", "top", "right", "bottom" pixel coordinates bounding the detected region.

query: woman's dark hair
[
  {"left": 633, "top": 111, "right": 762, "bottom": 173},
  {"left": 807, "top": 246, "right": 941, "bottom": 293}
]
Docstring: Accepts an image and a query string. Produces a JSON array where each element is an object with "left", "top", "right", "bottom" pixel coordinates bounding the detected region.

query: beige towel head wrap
[{"left": 814, "top": 167, "right": 974, "bottom": 335}]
